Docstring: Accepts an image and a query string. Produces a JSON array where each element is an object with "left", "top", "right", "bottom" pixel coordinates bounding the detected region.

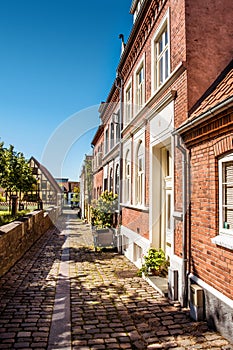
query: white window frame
[
  {"left": 134, "top": 55, "right": 145, "bottom": 116},
  {"left": 105, "top": 127, "right": 109, "bottom": 155},
  {"left": 109, "top": 167, "right": 114, "bottom": 193},
  {"left": 110, "top": 122, "right": 114, "bottom": 149},
  {"left": 219, "top": 153, "right": 233, "bottom": 236},
  {"left": 124, "top": 149, "right": 131, "bottom": 204},
  {"left": 135, "top": 142, "right": 144, "bottom": 206},
  {"left": 124, "top": 79, "right": 132, "bottom": 126},
  {"left": 151, "top": 9, "right": 170, "bottom": 94},
  {"left": 115, "top": 163, "right": 120, "bottom": 196},
  {"left": 134, "top": 129, "right": 145, "bottom": 207}
]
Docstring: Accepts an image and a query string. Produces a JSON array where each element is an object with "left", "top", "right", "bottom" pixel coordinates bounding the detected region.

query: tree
[
  {"left": 84, "top": 157, "right": 93, "bottom": 205},
  {"left": 0, "top": 143, "right": 36, "bottom": 210}
]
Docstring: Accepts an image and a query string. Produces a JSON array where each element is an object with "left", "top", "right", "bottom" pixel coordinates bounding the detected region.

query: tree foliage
[{"left": 0, "top": 143, "right": 36, "bottom": 194}]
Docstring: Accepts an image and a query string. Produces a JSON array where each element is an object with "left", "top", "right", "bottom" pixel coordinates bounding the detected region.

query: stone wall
[{"left": 0, "top": 207, "right": 60, "bottom": 277}]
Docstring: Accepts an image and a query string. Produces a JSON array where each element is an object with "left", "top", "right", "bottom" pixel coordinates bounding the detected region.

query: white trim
[
  {"left": 189, "top": 273, "right": 233, "bottom": 309},
  {"left": 211, "top": 234, "right": 233, "bottom": 250},
  {"left": 218, "top": 153, "right": 233, "bottom": 239},
  {"left": 133, "top": 127, "right": 146, "bottom": 207},
  {"left": 123, "top": 139, "right": 132, "bottom": 205},
  {"left": 151, "top": 8, "right": 170, "bottom": 95},
  {"left": 124, "top": 77, "right": 133, "bottom": 127},
  {"left": 121, "top": 225, "right": 150, "bottom": 267},
  {"left": 134, "top": 53, "right": 146, "bottom": 117}
]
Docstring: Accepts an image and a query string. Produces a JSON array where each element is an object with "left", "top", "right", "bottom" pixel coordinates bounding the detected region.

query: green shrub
[
  {"left": 0, "top": 195, "right": 6, "bottom": 202},
  {"left": 91, "top": 191, "right": 118, "bottom": 228},
  {"left": 0, "top": 210, "right": 30, "bottom": 226},
  {"left": 138, "top": 248, "right": 169, "bottom": 277}
]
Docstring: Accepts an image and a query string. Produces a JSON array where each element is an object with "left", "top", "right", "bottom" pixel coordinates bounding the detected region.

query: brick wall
[
  {"left": 0, "top": 207, "right": 59, "bottom": 278},
  {"left": 183, "top": 108, "right": 233, "bottom": 300},
  {"left": 122, "top": 207, "right": 149, "bottom": 239},
  {"left": 185, "top": 0, "right": 233, "bottom": 111}
]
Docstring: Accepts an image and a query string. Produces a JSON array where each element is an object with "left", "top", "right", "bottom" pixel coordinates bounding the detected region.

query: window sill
[
  {"left": 211, "top": 234, "right": 233, "bottom": 250},
  {"left": 121, "top": 203, "right": 149, "bottom": 213}
]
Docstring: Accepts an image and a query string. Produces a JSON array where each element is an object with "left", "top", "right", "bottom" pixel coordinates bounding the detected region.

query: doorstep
[{"left": 143, "top": 274, "right": 168, "bottom": 297}]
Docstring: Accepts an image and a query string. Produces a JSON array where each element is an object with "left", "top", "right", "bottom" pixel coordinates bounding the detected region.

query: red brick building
[
  {"left": 91, "top": 124, "right": 104, "bottom": 199},
  {"left": 176, "top": 61, "right": 233, "bottom": 341},
  {"left": 91, "top": 0, "right": 233, "bottom": 340}
]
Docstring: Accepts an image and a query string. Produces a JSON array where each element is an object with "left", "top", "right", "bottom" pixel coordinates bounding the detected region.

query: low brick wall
[{"left": 0, "top": 207, "right": 61, "bottom": 277}]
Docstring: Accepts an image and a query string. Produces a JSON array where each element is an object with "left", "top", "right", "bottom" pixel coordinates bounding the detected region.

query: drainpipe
[
  {"left": 175, "top": 134, "right": 188, "bottom": 307},
  {"left": 115, "top": 70, "right": 124, "bottom": 252}
]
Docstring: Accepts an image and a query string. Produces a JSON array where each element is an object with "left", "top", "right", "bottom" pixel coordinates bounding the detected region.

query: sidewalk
[{"left": 0, "top": 209, "right": 232, "bottom": 350}]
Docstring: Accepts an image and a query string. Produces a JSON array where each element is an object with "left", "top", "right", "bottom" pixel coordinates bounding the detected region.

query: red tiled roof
[{"left": 189, "top": 63, "right": 233, "bottom": 120}]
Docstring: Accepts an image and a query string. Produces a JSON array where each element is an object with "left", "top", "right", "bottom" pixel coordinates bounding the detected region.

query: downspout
[
  {"left": 115, "top": 70, "right": 124, "bottom": 252},
  {"left": 175, "top": 134, "right": 188, "bottom": 307}
]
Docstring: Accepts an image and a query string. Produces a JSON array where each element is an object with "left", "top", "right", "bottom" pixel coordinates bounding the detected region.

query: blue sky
[{"left": 0, "top": 0, "right": 133, "bottom": 180}]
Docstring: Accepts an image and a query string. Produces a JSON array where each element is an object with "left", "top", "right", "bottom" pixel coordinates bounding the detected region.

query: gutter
[
  {"left": 115, "top": 72, "right": 124, "bottom": 252},
  {"left": 175, "top": 96, "right": 233, "bottom": 135},
  {"left": 175, "top": 134, "right": 189, "bottom": 308}
]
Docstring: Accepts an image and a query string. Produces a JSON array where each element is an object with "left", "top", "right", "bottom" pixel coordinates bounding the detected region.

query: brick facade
[{"left": 90, "top": 0, "right": 233, "bottom": 340}]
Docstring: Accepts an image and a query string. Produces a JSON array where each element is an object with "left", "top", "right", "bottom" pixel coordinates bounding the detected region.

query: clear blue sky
[{"left": 0, "top": 0, "right": 133, "bottom": 180}]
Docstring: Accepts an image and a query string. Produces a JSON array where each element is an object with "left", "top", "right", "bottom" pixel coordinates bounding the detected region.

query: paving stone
[{"left": 0, "top": 210, "right": 232, "bottom": 350}]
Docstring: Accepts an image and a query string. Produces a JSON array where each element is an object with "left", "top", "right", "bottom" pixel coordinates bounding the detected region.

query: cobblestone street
[{"left": 0, "top": 209, "right": 232, "bottom": 350}]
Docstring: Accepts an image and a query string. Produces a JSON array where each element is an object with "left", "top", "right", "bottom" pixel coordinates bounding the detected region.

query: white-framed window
[
  {"left": 135, "top": 141, "right": 144, "bottom": 206},
  {"left": 219, "top": 153, "right": 233, "bottom": 235},
  {"left": 114, "top": 110, "right": 121, "bottom": 144},
  {"left": 109, "top": 168, "right": 113, "bottom": 193},
  {"left": 134, "top": 57, "right": 145, "bottom": 115},
  {"left": 125, "top": 82, "right": 132, "bottom": 126},
  {"left": 136, "top": 65, "right": 145, "bottom": 111},
  {"left": 105, "top": 127, "right": 109, "bottom": 154},
  {"left": 125, "top": 150, "right": 131, "bottom": 203},
  {"left": 115, "top": 164, "right": 120, "bottom": 196},
  {"left": 151, "top": 9, "right": 170, "bottom": 93},
  {"left": 110, "top": 122, "right": 114, "bottom": 149}
]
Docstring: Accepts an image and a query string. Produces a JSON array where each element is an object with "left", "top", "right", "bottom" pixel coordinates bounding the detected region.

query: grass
[{"left": 0, "top": 210, "right": 30, "bottom": 226}]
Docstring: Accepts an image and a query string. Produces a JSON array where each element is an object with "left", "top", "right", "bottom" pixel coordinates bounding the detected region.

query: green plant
[
  {"left": 138, "top": 248, "right": 169, "bottom": 277},
  {"left": 0, "top": 209, "right": 30, "bottom": 226},
  {"left": 91, "top": 191, "right": 118, "bottom": 228},
  {"left": 0, "top": 195, "right": 6, "bottom": 202}
]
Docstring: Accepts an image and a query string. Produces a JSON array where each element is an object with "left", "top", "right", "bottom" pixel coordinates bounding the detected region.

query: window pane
[
  {"left": 165, "top": 49, "right": 169, "bottom": 79},
  {"left": 223, "top": 161, "right": 233, "bottom": 230},
  {"left": 164, "top": 28, "right": 168, "bottom": 46},
  {"left": 159, "top": 57, "right": 163, "bottom": 85},
  {"left": 158, "top": 36, "right": 163, "bottom": 54}
]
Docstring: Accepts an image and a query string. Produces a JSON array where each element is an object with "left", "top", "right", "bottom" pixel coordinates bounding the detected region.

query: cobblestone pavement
[{"left": 0, "top": 209, "right": 232, "bottom": 350}]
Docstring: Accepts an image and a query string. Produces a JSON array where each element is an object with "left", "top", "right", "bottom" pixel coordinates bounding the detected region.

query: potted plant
[
  {"left": 91, "top": 191, "right": 118, "bottom": 249},
  {"left": 138, "top": 248, "right": 169, "bottom": 277}
]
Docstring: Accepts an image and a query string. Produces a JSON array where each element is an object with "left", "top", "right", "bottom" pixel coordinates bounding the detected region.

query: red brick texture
[
  {"left": 182, "top": 107, "right": 233, "bottom": 300},
  {"left": 122, "top": 207, "right": 149, "bottom": 240},
  {"left": 185, "top": 0, "right": 233, "bottom": 112}
]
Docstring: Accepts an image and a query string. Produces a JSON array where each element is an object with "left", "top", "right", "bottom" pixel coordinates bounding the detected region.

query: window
[
  {"left": 110, "top": 123, "right": 114, "bottom": 149},
  {"left": 219, "top": 154, "right": 233, "bottom": 235},
  {"left": 115, "top": 164, "right": 120, "bottom": 196},
  {"left": 152, "top": 11, "right": 170, "bottom": 92},
  {"left": 114, "top": 110, "right": 120, "bottom": 143},
  {"left": 109, "top": 168, "right": 113, "bottom": 192},
  {"left": 135, "top": 64, "right": 145, "bottom": 113},
  {"left": 125, "top": 151, "right": 131, "bottom": 203},
  {"left": 125, "top": 84, "right": 132, "bottom": 125},
  {"left": 136, "top": 142, "right": 144, "bottom": 205},
  {"left": 105, "top": 128, "right": 109, "bottom": 154},
  {"left": 156, "top": 26, "right": 169, "bottom": 87}
]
